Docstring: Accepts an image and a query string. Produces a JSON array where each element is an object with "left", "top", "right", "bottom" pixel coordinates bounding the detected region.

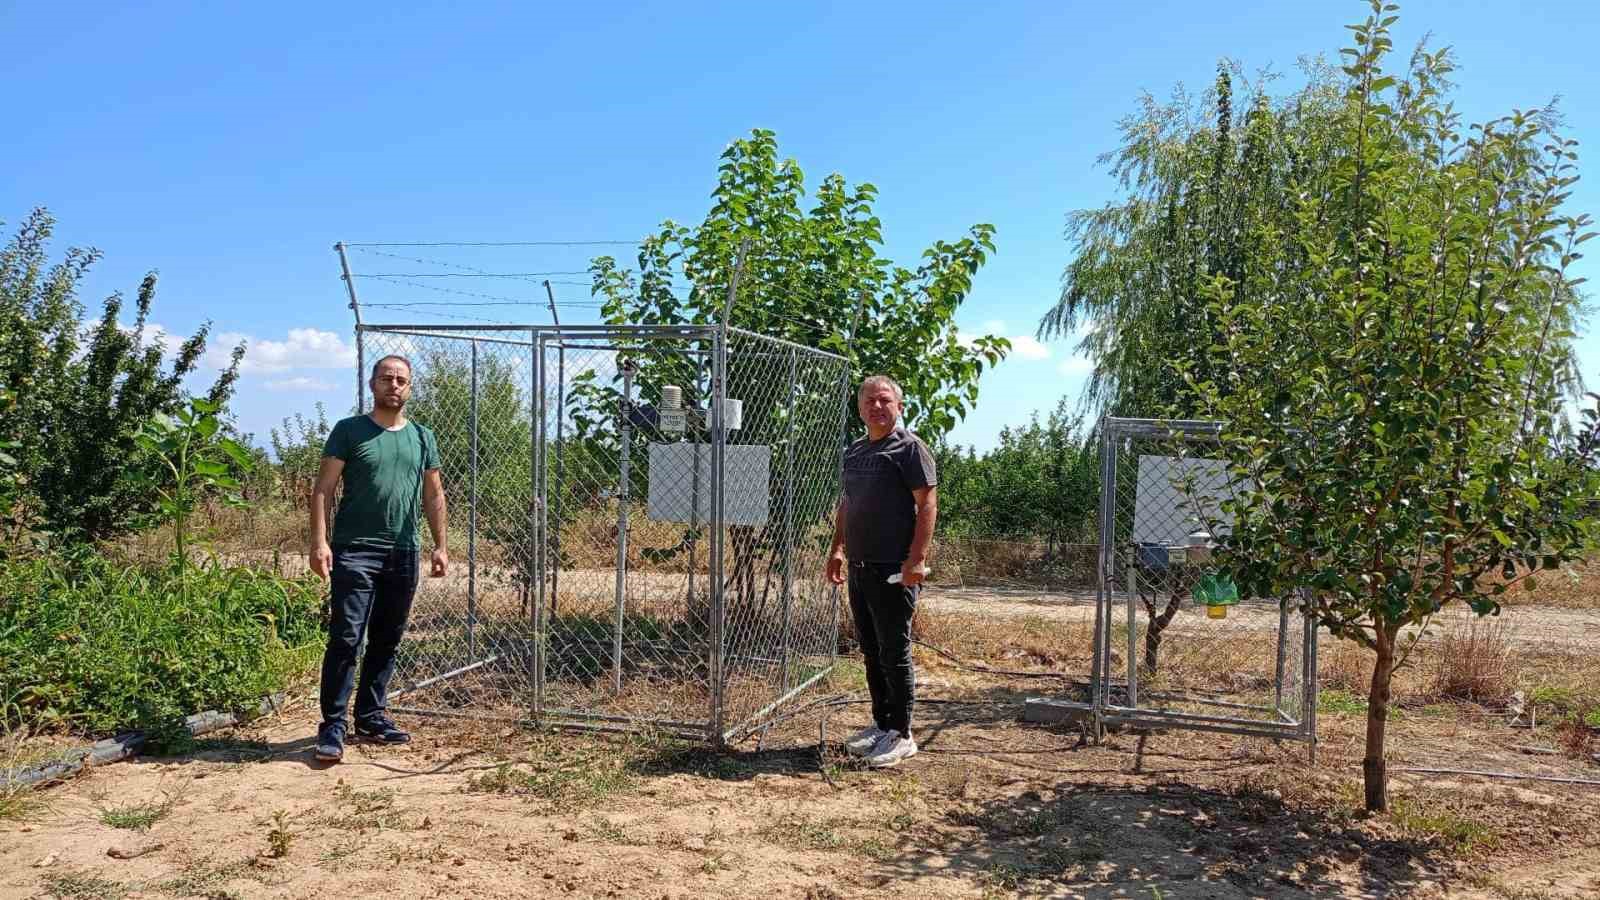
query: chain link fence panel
[{"left": 351, "top": 323, "right": 848, "bottom": 743}]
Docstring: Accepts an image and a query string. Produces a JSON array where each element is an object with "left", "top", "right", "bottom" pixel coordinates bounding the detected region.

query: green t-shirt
[{"left": 323, "top": 416, "right": 442, "bottom": 550}]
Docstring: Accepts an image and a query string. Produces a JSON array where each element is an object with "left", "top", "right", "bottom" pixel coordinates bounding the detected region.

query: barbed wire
[
  {"left": 363, "top": 275, "right": 571, "bottom": 304},
  {"left": 344, "top": 240, "right": 640, "bottom": 248},
  {"left": 364, "top": 300, "right": 604, "bottom": 310},
  {"left": 359, "top": 272, "right": 592, "bottom": 278},
  {"left": 358, "top": 304, "right": 504, "bottom": 324}
]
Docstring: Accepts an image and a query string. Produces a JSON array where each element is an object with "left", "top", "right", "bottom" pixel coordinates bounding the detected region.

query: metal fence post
[
  {"left": 1304, "top": 590, "right": 1319, "bottom": 763},
  {"left": 614, "top": 360, "right": 637, "bottom": 694},
  {"left": 777, "top": 347, "right": 799, "bottom": 693},
  {"left": 533, "top": 332, "right": 547, "bottom": 723},
  {"left": 708, "top": 240, "right": 749, "bottom": 744},
  {"left": 544, "top": 282, "right": 567, "bottom": 617},
  {"left": 336, "top": 242, "right": 365, "bottom": 414},
  {"left": 468, "top": 339, "right": 479, "bottom": 660},
  {"left": 1093, "top": 420, "right": 1119, "bottom": 732}
]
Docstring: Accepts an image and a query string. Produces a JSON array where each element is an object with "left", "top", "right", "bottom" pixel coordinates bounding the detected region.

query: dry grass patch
[{"left": 1423, "top": 618, "right": 1520, "bottom": 705}]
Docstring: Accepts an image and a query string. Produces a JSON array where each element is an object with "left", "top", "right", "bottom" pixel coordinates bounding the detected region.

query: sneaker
[
  {"left": 844, "top": 725, "right": 886, "bottom": 758},
  {"left": 314, "top": 722, "right": 346, "bottom": 762},
  {"left": 354, "top": 715, "right": 411, "bottom": 745},
  {"left": 864, "top": 730, "right": 918, "bottom": 769}
]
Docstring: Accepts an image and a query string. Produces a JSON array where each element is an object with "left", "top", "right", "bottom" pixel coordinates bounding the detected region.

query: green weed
[
  {"left": 760, "top": 815, "right": 847, "bottom": 851},
  {"left": 265, "top": 809, "right": 294, "bottom": 858},
  {"left": 1390, "top": 796, "right": 1499, "bottom": 853},
  {"left": 39, "top": 869, "right": 130, "bottom": 900},
  {"left": 0, "top": 552, "right": 325, "bottom": 737},
  {"left": 100, "top": 790, "right": 178, "bottom": 831}
]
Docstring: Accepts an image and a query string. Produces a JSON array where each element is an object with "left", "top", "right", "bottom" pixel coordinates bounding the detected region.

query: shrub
[{"left": 0, "top": 551, "right": 325, "bottom": 736}]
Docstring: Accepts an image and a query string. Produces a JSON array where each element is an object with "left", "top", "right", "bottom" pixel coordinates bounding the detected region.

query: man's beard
[{"left": 376, "top": 395, "right": 407, "bottom": 410}]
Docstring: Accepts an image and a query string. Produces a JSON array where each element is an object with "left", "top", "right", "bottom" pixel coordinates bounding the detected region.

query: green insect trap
[{"left": 1192, "top": 573, "right": 1240, "bottom": 619}]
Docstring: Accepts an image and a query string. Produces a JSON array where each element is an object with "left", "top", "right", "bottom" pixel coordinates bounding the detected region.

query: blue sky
[{"left": 4, "top": 1, "right": 1597, "bottom": 451}]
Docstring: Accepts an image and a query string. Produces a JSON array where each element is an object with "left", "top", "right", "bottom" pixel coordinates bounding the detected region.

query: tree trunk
[
  {"left": 1141, "top": 588, "right": 1185, "bottom": 672},
  {"left": 1363, "top": 624, "right": 1397, "bottom": 812}
]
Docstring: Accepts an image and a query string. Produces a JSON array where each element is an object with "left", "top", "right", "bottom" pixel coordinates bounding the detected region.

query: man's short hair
[
  {"left": 857, "top": 375, "right": 904, "bottom": 404},
  {"left": 371, "top": 354, "right": 413, "bottom": 381}
]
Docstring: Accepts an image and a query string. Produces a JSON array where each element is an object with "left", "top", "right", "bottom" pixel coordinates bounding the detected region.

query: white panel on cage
[
  {"left": 1131, "top": 455, "right": 1241, "bottom": 546},
  {"left": 646, "top": 443, "right": 771, "bottom": 526}
]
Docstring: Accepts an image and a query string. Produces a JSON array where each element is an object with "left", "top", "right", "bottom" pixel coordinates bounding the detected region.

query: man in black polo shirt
[{"left": 826, "top": 375, "right": 938, "bottom": 768}]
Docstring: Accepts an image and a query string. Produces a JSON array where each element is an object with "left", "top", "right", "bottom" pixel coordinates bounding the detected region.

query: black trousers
[
  {"left": 847, "top": 561, "right": 918, "bottom": 735},
  {"left": 319, "top": 545, "right": 419, "bottom": 726}
]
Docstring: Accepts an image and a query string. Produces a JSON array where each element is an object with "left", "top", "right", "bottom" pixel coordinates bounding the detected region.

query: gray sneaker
[
  {"left": 844, "top": 725, "right": 885, "bottom": 758},
  {"left": 864, "top": 730, "right": 917, "bottom": 769}
]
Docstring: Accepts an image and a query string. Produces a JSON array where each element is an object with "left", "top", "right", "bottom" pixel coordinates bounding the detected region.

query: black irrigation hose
[{"left": 0, "top": 694, "right": 289, "bottom": 790}]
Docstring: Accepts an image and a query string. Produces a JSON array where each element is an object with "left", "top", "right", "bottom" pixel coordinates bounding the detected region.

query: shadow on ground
[{"left": 877, "top": 777, "right": 1450, "bottom": 898}]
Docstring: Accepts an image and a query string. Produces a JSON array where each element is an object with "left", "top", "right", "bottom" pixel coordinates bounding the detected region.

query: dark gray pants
[
  {"left": 847, "top": 561, "right": 917, "bottom": 735},
  {"left": 319, "top": 545, "right": 419, "bottom": 727}
]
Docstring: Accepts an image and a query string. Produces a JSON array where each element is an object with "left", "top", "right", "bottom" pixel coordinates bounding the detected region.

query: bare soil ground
[{"left": 6, "top": 586, "right": 1600, "bottom": 900}]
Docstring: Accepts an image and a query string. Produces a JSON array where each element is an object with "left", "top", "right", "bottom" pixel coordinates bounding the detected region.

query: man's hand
[
  {"left": 825, "top": 552, "right": 846, "bottom": 586},
  {"left": 899, "top": 558, "right": 928, "bottom": 588},
  {"left": 430, "top": 547, "right": 449, "bottom": 578},
  {"left": 310, "top": 542, "right": 333, "bottom": 579}
]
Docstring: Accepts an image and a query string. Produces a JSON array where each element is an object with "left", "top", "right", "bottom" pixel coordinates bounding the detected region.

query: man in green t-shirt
[{"left": 309, "top": 354, "right": 448, "bottom": 763}]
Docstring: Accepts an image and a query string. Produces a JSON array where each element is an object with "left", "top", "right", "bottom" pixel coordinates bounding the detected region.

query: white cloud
[
  {"left": 222, "top": 328, "right": 357, "bottom": 374},
  {"left": 265, "top": 376, "right": 336, "bottom": 392},
  {"left": 1009, "top": 335, "right": 1050, "bottom": 361},
  {"left": 956, "top": 322, "right": 1052, "bottom": 361},
  {"left": 120, "top": 323, "right": 357, "bottom": 376},
  {"left": 1058, "top": 356, "right": 1094, "bottom": 376},
  {"left": 114, "top": 322, "right": 188, "bottom": 363}
]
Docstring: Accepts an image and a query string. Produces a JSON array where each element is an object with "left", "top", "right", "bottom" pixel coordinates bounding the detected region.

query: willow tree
[{"left": 1040, "top": 59, "right": 1345, "bottom": 417}]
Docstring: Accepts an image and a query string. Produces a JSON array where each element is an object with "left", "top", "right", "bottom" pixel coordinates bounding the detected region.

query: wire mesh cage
[
  {"left": 1095, "top": 418, "right": 1316, "bottom": 741},
  {"left": 1026, "top": 418, "right": 1318, "bottom": 745},
  {"left": 356, "top": 322, "right": 851, "bottom": 744}
]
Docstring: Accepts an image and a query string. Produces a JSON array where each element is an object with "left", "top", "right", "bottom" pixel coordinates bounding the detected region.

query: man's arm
[
  {"left": 309, "top": 456, "right": 344, "bottom": 579},
  {"left": 423, "top": 469, "right": 449, "bottom": 577},
  {"left": 825, "top": 499, "right": 847, "bottom": 585},
  {"left": 901, "top": 485, "right": 937, "bottom": 587}
]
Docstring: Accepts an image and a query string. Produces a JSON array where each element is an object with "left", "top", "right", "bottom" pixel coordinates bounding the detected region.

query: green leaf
[{"left": 218, "top": 439, "right": 253, "bottom": 470}]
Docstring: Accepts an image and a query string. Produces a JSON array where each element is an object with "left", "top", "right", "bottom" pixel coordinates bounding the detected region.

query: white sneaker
[
  {"left": 844, "top": 725, "right": 885, "bottom": 758},
  {"left": 864, "top": 730, "right": 918, "bottom": 768}
]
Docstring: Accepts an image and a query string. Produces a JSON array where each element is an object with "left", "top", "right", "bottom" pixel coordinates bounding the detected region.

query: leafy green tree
[
  {"left": 591, "top": 129, "right": 1009, "bottom": 441},
  {"left": 0, "top": 387, "right": 39, "bottom": 553},
  {"left": 406, "top": 348, "right": 534, "bottom": 570},
  {"left": 1190, "top": 3, "right": 1597, "bottom": 811},
  {"left": 0, "top": 208, "right": 244, "bottom": 542},
  {"left": 575, "top": 130, "right": 1009, "bottom": 630},
  {"left": 933, "top": 398, "right": 1099, "bottom": 548},
  {"left": 269, "top": 403, "right": 331, "bottom": 509}
]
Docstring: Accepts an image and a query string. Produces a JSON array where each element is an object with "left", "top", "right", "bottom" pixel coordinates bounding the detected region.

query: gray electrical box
[{"left": 646, "top": 443, "right": 771, "bottom": 526}]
